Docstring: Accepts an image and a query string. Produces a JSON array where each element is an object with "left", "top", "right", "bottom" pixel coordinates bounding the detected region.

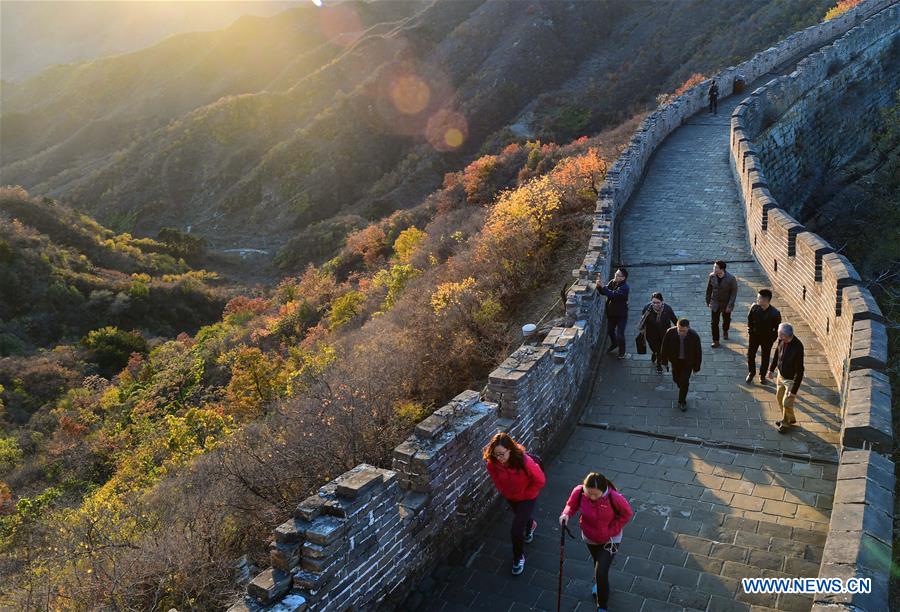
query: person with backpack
[
  {"left": 639, "top": 291, "right": 678, "bottom": 374},
  {"left": 559, "top": 472, "right": 634, "bottom": 612},
  {"left": 484, "top": 432, "right": 546, "bottom": 575}
]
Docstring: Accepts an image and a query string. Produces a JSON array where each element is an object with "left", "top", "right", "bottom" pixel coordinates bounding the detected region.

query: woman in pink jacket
[
  {"left": 559, "top": 472, "right": 634, "bottom": 611},
  {"left": 484, "top": 432, "right": 546, "bottom": 575}
]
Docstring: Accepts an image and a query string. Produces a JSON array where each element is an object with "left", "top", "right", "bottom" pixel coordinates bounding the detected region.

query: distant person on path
[
  {"left": 767, "top": 323, "right": 805, "bottom": 433},
  {"left": 746, "top": 288, "right": 781, "bottom": 385},
  {"left": 706, "top": 260, "right": 738, "bottom": 348},
  {"left": 639, "top": 292, "right": 678, "bottom": 374},
  {"left": 708, "top": 80, "right": 719, "bottom": 114},
  {"left": 659, "top": 319, "right": 703, "bottom": 411},
  {"left": 484, "top": 432, "right": 546, "bottom": 575},
  {"left": 596, "top": 267, "right": 630, "bottom": 359},
  {"left": 559, "top": 472, "right": 634, "bottom": 612}
]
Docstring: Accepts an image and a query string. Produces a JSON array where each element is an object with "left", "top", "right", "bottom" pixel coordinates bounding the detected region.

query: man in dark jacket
[
  {"left": 659, "top": 319, "right": 702, "bottom": 411},
  {"left": 640, "top": 292, "right": 678, "bottom": 374},
  {"left": 708, "top": 81, "right": 719, "bottom": 114},
  {"left": 706, "top": 260, "right": 738, "bottom": 348},
  {"left": 596, "top": 267, "right": 629, "bottom": 359},
  {"left": 767, "top": 323, "right": 804, "bottom": 433},
  {"left": 746, "top": 288, "right": 781, "bottom": 385}
]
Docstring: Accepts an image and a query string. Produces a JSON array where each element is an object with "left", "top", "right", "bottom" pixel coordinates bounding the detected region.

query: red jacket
[
  {"left": 561, "top": 485, "right": 633, "bottom": 543},
  {"left": 486, "top": 452, "right": 545, "bottom": 501}
]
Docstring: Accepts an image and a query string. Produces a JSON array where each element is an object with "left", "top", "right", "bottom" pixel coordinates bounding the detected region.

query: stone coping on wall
[
  {"left": 229, "top": 1, "right": 896, "bottom": 609},
  {"left": 729, "top": 4, "right": 896, "bottom": 610}
]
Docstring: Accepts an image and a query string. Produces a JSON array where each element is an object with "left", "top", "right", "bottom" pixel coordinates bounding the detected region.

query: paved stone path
[{"left": 419, "top": 82, "right": 841, "bottom": 612}]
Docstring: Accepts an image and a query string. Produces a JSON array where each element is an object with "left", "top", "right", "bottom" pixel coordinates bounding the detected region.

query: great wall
[{"left": 229, "top": 2, "right": 898, "bottom": 610}]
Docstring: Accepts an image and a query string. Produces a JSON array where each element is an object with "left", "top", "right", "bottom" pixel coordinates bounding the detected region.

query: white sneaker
[{"left": 511, "top": 555, "right": 525, "bottom": 575}]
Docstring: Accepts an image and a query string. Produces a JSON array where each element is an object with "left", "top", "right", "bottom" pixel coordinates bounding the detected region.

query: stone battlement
[{"left": 729, "top": 3, "right": 897, "bottom": 609}]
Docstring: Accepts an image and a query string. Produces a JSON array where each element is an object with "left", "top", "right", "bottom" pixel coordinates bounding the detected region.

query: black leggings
[
  {"left": 508, "top": 498, "right": 536, "bottom": 560},
  {"left": 587, "top": 542, "right": 618, "bottom": 608}
]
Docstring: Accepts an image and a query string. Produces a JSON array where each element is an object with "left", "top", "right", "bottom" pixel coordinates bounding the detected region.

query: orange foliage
[
  {"left": 462, "top": 155, "right": 500, "bottom": 205},
  {"left": 58, "top": 414, "right": 89, "bottom": 438},
  {"left": 223, "top": 296, "right": 271, "bottom": 318},
  {"left": 550, "top": 147, "right": 607, "bottom": 205},
  {"left": 674, "top": 73, "right": 707, "bottom": 96},
  {"left": 345, "top": 225, "right": 388, "bottom": 268},
  {"left": 0, "top": 482, "right": 12, "bottom": 514},
  {"left": 824, "top": 0, "right": 861, "bottom": 21}
]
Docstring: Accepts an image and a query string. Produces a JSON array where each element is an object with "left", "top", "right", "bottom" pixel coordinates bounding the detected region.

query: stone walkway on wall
[{"left": 419, "top": 83, "right": 842, "bottom": 612}]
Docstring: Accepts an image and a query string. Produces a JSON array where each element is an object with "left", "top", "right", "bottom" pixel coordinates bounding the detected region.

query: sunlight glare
[{"left": 390, "top": 75, "right": 431, "bottom": 115}]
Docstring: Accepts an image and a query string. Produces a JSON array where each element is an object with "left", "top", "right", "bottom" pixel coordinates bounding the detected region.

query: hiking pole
[{"left": 557, "top": 523, "right": 576, "bottom": 612}]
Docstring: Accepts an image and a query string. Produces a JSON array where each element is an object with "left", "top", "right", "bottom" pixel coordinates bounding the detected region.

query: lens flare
[
  {"left": 426, "top": 110, "right": 468, "bottom": 151},
  {"left": 443, "top": 128, "right": 464, "bottom": 148},
  {"left": 390, "top": 75, "right": 431, "bottom": 115}
]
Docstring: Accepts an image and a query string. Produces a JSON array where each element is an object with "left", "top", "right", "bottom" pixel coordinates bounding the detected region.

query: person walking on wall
[
  {"left": 559, "top": 472, "right": 634, "bottom": 612},
  {"left": 746, "top": 288, "right": 781, "bottom": 385},
  {"left": 596, "top": 267, "right": 630, "bottom": 359},
  {"left": 708, "top": 80, "right": 719, "bottom": 114},
  {"left": 659, "top": 319, "right": 703, "bottom": 411},
  {"left": 767, "top": 323, "right": 805, "bottom": 433},
  {"left": 639, "top": 292, "right": 678, "bottom": 374},
  {"left": 706, "top": 259, "right": 738, "bottom": 348},
  {"left": 484, "top": 432, "right": 546, "bottom": 575}
]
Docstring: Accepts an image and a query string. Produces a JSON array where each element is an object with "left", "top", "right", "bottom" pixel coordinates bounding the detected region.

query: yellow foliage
[
  {"left": 486, "top": 175, "right": 561, "bottom": 238},
  {"left": 394, "top": 400, "right": 429, "bottom": 425},
  {"left": 824, "top": 0, "right": 861, "bottom": 21},
  {"left": 222, "top": 347, "right": 287, "bottom": 419},
  {"left": 431, "top": 277, "right": 477, "bottom": 314},
  {"left": 392, "top": 226, "right": 427, "bottom": 264}
]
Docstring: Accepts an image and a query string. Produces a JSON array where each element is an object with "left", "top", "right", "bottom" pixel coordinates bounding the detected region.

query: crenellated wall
[
  {"left": 729, "top": 4, "right": 897, "bottom": 610},
  {"left": 229, "top": 1, "right": 897, "bottom": 609}
]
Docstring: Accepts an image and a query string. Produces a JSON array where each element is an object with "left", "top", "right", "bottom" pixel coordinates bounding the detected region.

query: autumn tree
[
  {"left": 222, "top": 347, "right": 286, "bottom": 419},
  {"left": 392, "top": 226, "right": 427, "bottom": 264},
  {"left": 550, "top": 146, "right": 607, "bottom": 206}
]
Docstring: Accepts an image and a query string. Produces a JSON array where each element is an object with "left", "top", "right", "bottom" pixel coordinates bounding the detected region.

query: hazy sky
[{"left": 1, "top": 1, "right": 307, "bottom": 82}]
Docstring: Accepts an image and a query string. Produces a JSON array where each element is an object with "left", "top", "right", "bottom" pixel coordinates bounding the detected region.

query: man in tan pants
[{"left": 767, "top": 323, "right": 805, "bottom": 433}]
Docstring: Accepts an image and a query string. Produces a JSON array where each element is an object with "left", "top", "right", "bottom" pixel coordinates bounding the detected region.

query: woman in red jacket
[
  {"left": 484, "top": 432, "right": 546, "bottom": 575},
  {"left": 559, "top": 472, "right": 634, "bottom": 612}
]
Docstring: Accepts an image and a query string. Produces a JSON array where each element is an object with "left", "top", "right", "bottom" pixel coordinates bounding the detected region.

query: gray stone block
[
  {"left": 274, "top": 519, "right": 310, "bottom": 545},
  {"left": 247, "top": 568, "right": 292, "bottom": 605},
  {"left": 304, "top": 516, "right": 347, "bottom": 546}
]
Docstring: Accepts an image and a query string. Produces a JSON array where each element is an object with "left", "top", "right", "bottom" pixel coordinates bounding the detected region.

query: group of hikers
[
  {"left": 597, "top": 260, "right": 805, "bottom": 432},
  {"left": 482, "top": 259, "right": 807, "bottom": 610},
  {"left": 485, "top": 431, "right": 633, "bottom": 612}
]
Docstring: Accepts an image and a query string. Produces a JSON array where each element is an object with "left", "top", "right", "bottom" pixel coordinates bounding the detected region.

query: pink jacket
[
  {"left": 561, "top": 484, "right": 634, "bottom": 543},
  {"left": 486, "top": 452, "right": 546, "bottom": 501}
]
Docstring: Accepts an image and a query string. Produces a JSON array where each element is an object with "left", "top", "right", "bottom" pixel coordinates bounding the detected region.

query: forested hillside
[{"left": 2, "top": 0, "right": 834, "bottom": 266}]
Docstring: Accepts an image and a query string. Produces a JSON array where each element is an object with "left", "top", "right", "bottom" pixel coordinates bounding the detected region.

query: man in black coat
[
  {"left": 659, "top": 319, "right": 702, "bottom": 411},
  {"left": 596, "top": 267, "right": 630, "bottom": 359},
  {"left": 706, "top": 260, "right": 738, "bottom": 348},
  {"left": 746, "top": 288, "right": 781, "bottom": 385},
  {"left": 767, "top": 322, "right": 805, "bottom": 433}
]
